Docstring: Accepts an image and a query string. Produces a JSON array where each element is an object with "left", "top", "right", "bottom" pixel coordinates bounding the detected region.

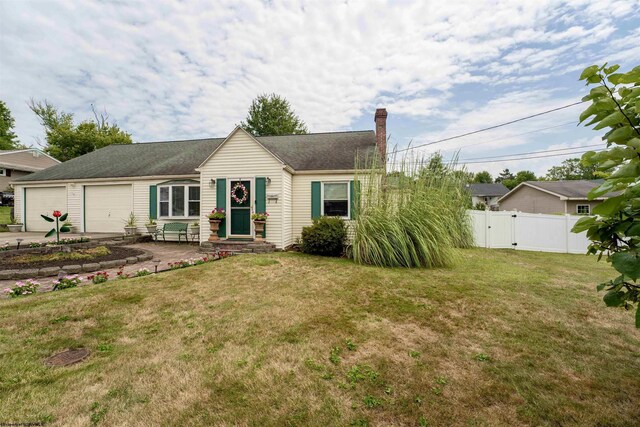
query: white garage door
[
  {"left": 25, "top": 187, "right": 67, "bottom": 232},
  {"left": 85, "top": 185, "right": 133, "bottom": 233}
]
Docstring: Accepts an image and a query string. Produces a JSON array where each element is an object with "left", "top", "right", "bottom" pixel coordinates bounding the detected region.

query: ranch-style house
[{"left": 11, "top": 109, "right": 388, "bottom": 249}]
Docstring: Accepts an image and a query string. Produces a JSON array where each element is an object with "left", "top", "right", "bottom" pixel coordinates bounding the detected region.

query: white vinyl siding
[
  {"left": 24, "top": 186, "right": 67, "bottom": 231},
  {"left": 84, "top": 185, "right": 133, "bottom": 233},
  {"left": 15, "top": 178, "right": 198, "bottom": 239},
  {"left": 199, "top": 128, "right": 284, "bottom": 247},
  {"left": 291, "top": 173, "right": 355, "bottom": 241},
  {"left": 281, "top": 170, "right": 293, "bottom": 248},
  {"left": 67, "top": 184, "right": 82, "bottom": 231}
]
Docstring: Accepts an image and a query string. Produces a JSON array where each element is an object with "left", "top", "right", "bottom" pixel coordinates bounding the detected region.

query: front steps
[{"left": 200, "top": 239, "right": 276, "bottom": 254}]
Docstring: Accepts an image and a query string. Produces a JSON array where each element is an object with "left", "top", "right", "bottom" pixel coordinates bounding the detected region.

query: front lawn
[
  {"left": 1, "top": 250, "right": 639, "bottom": 426},
  {"left": 0, "top": 206, "right": 10, "bottom": 226}
]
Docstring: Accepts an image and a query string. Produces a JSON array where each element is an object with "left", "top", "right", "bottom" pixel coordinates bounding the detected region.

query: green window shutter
[
  {"left": 311, "top": 181, "right": 321, "bottom": 219},
  {"left": 149, "top": 185, "right": 157, "bottom": 220},
  {"left": 255, "top": 177, "right": 267, "bottom": 238},
  {"left": 349, "top": 180, "right": 361, "bottom": 219},
  {"left": 216, "top": 178, "right": 227, "bottom": 238}
]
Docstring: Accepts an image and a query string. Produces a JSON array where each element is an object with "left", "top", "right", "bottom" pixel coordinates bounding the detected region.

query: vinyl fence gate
[{"left": 469, "top": 210, "right": 592, "bottom": 254}]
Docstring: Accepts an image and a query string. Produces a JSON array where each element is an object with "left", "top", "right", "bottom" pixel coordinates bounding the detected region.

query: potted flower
[
  {"left": 190, "top": 221, "right": 199, "bottom": 235},
  {"left": 7, "top": 217, "right": 22, "bottom": 232},
  {"left": 124, "top": 212, "right": 138, "bottom": 236},
  {"left": 145, "top": 216, "right": 157, "bottom": 235},
  {"left": 251, "top": 212, "right": 269, "bottom": 242},
  {"left": 207, "top": 209, "right": 225, "bottom": 241}
]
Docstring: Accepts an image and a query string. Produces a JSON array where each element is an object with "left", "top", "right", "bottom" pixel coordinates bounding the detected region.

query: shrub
[
  {"left": 53, "top": 275, "right": 83, "bottom": 291},
  {"left": 301, "top": 216, "right": 347, "bottom": 257},
  {"left": 4, "top": 279, "right": 40, "bottom": 297},
  {"left": 135, "top": 268, "right": 151, "bottom": 277},
  {"left": 88, "top": 271, "right": 109, "bottom": 284}
]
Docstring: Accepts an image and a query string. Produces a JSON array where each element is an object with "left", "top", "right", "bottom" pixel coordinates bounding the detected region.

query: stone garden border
[{"left": 0, "top": 246, "right": 155, "bottom": 280}]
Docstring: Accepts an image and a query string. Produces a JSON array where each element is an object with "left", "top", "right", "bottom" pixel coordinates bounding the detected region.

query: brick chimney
[{"left": 374, "top": 108, "right": 387, "bottom": 160}]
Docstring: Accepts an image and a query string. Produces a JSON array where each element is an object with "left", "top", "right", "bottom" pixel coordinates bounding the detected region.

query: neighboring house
[
  {"left": 498, "top": 180, "right": 609, "bottom": 215},
  {"left": 11, "top": 109, "right": 388, "bottom": 249},
  {"left": 0, "top": 149, "right": 60, "bottom": 199},
  {"left": 467, "top": 183, "right": 509, "bottom": 210}
]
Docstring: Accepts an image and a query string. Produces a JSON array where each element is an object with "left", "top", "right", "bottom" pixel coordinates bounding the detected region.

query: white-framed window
[
  {"left": 576, "top": 204, "right": 590, "bottom": 215},
  {"left": 158, "top": 185, "right": 200, "bottom": 218},
  {"left": 0, "top": 168, "right": 6, "bottom": 177},
  {"left": 322, "top": 182, "right": 350, "bottom": 218}
]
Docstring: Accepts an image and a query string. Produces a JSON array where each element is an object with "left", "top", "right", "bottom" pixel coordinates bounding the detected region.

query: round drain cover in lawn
[{"left": 45, "top": 348, "right": 90, "bottom": 367}]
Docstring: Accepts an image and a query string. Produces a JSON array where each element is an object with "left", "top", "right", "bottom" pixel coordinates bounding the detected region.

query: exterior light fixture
[{"left": 153, "top": 259, "right": 161, "bottom": 273}]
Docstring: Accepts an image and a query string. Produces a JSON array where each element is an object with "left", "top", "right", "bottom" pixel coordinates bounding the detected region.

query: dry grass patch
[{"left": 0, "top": 249, "right": 639, "bottom": 426}]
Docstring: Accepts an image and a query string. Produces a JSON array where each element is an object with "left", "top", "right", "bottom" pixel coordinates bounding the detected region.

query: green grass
[
  {"left": 1, "top": 249, "right": 639, "bottom": 426},
  {"left": 0, "top": 206, "right": 11, "bottom": 227}
]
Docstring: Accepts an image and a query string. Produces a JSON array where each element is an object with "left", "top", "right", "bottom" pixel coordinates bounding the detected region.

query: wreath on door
[{"left": 231, "top": 182, "right": 249, "bottom": 205}]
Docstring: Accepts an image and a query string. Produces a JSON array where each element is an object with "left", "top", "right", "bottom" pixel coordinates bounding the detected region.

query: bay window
[{"left": 158, "top": 184, "right": 200, "bottom": 218}]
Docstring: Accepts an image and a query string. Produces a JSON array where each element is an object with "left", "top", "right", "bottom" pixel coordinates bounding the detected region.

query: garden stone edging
[{"left": 0, "top": 248, "right": 155, "bottom": 281}]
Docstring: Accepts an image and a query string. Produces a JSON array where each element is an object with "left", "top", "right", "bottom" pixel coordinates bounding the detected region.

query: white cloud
[{"left": 0, "top": 0, "right": 638, "bottom": 148}]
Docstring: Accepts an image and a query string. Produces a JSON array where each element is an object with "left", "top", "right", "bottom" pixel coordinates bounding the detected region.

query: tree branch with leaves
[{"left": 572, "top": 63, "right": 640, "bottom": 327}]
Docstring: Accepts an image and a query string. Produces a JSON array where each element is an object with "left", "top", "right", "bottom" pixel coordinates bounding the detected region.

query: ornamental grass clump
[{"left": 351, "top": 151, "right": 473, "bottom": 268}]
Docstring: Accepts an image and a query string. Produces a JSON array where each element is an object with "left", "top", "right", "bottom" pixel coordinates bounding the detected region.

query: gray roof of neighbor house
[
  {"left": 467, "top": 183, "right": 509, "bottom": 197},
  {"left": 501, "top": 179, "right": 613, "bottom": 200},
  {"left": 14, "top": 130, "right": 377, "bottom": 182}
]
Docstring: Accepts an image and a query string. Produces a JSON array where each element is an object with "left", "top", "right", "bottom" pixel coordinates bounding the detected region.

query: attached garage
[
  {"left": 25, "top": 186, "right": 68, "bottom": 232},
  {"left": 84, "top": 184, "right": 133, "bottom": 233}
]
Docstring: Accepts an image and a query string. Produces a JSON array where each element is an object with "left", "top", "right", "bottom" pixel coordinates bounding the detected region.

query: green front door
[{"left": 230, "top": 180, "right": 251, "bottom": 236}]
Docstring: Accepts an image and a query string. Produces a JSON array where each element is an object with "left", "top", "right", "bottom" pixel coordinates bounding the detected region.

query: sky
[{"left": 1, "top": 0, "right": 639, "bottom": 177}]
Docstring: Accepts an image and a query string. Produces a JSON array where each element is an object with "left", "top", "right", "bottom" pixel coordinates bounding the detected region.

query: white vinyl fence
[{"left": 469, "top": 210, "right": 591, "bottom": 254}]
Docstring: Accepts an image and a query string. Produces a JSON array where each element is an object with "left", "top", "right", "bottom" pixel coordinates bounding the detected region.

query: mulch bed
[{"left": 1, "top": 246, "right": 144, "bottom": 270}]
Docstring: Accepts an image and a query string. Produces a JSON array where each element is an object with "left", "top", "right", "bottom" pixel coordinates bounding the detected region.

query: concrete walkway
[{"left": 1, "top": 242, "right": 205, "bottom": 293}]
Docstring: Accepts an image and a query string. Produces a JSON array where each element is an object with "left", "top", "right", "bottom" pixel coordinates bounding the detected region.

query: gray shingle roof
[
  {"left": 467, "top": 183, "right": 509, "bottom": 197},
  {"left": 524, "top": 180, "right": 607, "bottom": 199},
  {"left": 14, "top": 130, "right": 376, "bottom": 182}
]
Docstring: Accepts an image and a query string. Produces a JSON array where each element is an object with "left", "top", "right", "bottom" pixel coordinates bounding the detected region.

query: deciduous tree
[
  {"left": 546, "top": 157, "right": 598, "bottom": 180},
  {"left": 240, "top": 93, "right": 308, "bottom": 136},
  {"left": 472, "top": 171, "right": 493, "bottom": 183},
  {"left": 0, "top": 100, "right": 21, "bottom": 150},
  {"left": 571, "top": 63, "right": 640, "bottom": 327},
  {"left": 503, "top": 170, "right": 537, "bottom": 190},
  {"left": 29, "top": 100, "right": 132, "bottom": 161}
]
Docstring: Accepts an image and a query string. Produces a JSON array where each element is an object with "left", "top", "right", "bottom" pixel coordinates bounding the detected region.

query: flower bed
[
  {"left": 0, "top": 246, "right": 154, "bottom": 280},
  {"left": 2, "top": 250, "right": 232, "bottom": 298},
  {"left": 3, "top": 279, "right": 40, "bottom": 298}
]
